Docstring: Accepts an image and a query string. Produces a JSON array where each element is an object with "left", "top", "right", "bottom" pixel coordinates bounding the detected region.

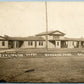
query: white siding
[
  {"left": 21, "top": 41, "right": 35, "bottom": 48},
  {"left": 67, "top": 41, "right": 74, "bottom": 48},
  {"left": 55, "top": 41, "right": 61, "bottom": 48},
  {"left": 38, "top": 35, "right": 65, "bottom": 40},
  {"left": 48, "top": 41, "right": 55, "bottom": 48},
  {"left": 0, "top": 41, "right": 8, "bottom": 48},
  {"left": 36, "top": 41, "right": 46, "bottom": 48},
  {"left": 59, "top": 36, "right": 65, "bottom": 39},
  {"left": 48, "top": 35, "right": 53, "bottom": 40}
]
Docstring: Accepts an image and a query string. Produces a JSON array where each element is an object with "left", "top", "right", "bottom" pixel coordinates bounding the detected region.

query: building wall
[
  {"left": 55, "top": 41, "right": 61, "bottom": 48},
  {"left": 48, "top": 41, "right": 61, "bottom": 48},
  {"left": 40, "top": 35, "right": 53, "bottom": 40},
  {"left": 36, "top": 41, "right": 46, "bottom": 48},
  {"left": 48, "top": 35, "right": 53, "bottom": 40},
  {"left": 59, "top": 36, "right": 65, "bottom": 39},
  {"left": 48, "top": 41, "right": 55, "bottom": 48},
  {"left": 0, "top": 41, "right": 8, "bottom": 48},
  {"left": 20, "top": 41, "right": 46, "bottom": 48},
  {"left": 21, "top": 41, "right": 35, "bottom": 48},
  {"left": 38, "top": 35, "right": 65, "bottom": 40},
  {"left": 41, "top": 35, "right": 64, "bottom": 40},
  {"left": 67, "top": 41, "right": 74, "bottom": 48}
]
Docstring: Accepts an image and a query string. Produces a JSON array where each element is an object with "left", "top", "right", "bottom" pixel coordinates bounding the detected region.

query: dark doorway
[
  {"left": 8, "top": 40, "right": 14, "bottom": 48},
  {"left": 17, "top": 41, "right": 24, "bottom": 48},
  {"left": 49, "top": 40, "right": 55, "bottom": 45},
  {"left": 8, "top": 41, "right": 24, "bottom": 49},
  {"left": 61, "top": 41, "right": 68, "bottom": 48}
]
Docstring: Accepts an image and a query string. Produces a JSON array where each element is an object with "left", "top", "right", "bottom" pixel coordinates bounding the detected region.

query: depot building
[{"left": 0, "top": 30, "right": 84, "bottom": 49}]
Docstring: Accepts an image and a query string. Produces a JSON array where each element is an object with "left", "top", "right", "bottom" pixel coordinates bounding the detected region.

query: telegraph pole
[{"left": 45, "top": 1, "right": 48, "bottom": 50}]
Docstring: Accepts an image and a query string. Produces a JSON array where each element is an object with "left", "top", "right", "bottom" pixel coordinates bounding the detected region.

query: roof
[
  {"left": 5, "top": 36, "right": 45, "bottom": 41},
  {"left": 0, "top": 36, "right": 6, "bottom": 41},
  {"left": 0, "top": 35, "right": 84, "bottom": 41},
  {"left": 36, "top": 30, "right": 65, "bottom": 36},
  {"left": 64, "top": 37, "right": 84, "bottom": 41},
  {"left": 49, "top": 37, "right": 84, "bottom": 41}
]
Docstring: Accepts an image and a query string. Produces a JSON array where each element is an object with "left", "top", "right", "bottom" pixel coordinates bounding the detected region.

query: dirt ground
[{"left": 0, "top": 56, "right": 84, "bottom": 83}]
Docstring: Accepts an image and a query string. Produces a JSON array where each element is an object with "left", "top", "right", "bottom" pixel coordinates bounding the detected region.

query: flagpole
[{"left": 45, "top": 1, "right": 48, "bottom": 50}]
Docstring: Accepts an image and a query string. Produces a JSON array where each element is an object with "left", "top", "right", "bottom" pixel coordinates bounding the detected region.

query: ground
[{"left": 0, "top": 54, "right": 84, "bottom": 83}]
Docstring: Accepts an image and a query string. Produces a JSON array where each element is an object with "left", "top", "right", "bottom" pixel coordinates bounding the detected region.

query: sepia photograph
[{"left": 0, "top": 1, "right": 84, "bottom": 83}]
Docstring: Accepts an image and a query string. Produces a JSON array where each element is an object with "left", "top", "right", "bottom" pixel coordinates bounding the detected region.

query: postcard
[{"left": 0, "top": 1, "right": 84, "bottom": 83}]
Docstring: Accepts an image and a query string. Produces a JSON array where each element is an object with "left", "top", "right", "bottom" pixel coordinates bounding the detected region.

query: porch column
[
  {"left": 55, "top": 41, "right": 56, "bottom": 48},
  {"left": 14, "top": 41, "right": 17, "bottom": 48},
  {"left": 67, "top": 41, "right": 74, "bottom": 48},
  {"left": 79, "top": 41, "right": 82, "bottom": 48}
]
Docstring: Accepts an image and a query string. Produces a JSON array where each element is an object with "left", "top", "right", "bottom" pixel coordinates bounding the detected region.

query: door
[{"left": 55, "top": 41, "right": 61, "bottom": 48}]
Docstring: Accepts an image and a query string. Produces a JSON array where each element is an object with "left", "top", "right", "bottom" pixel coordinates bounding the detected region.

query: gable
[
  {"left": 36, "top": 30, "right": 65, "bottom": 36},
  {"left": 53, "top": 32, "right": 62, "bottom": 34},
  {"left": 50, "top": 30, "right": 65, "bottom": 36}
]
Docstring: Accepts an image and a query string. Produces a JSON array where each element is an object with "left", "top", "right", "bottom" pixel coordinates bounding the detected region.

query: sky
[{"left": 0, "top": 1, "right": 84, "bottom": 38}]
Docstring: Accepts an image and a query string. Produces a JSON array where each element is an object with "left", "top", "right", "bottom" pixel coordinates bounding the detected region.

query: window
[
  {"left": 39, "top": 41, "right": 43, "bottom": 46},
  {"left": 2, "top": 41, "right": 5, "bottom": 46},
  {"left": 57, "top": 42, "right": 59, "bottom": 46},
  {"left": 28, "top": 41, "right": 33, "bottom": 46},
  {"left": 54, "top": 36, "right": 59, "bottom": 40}
]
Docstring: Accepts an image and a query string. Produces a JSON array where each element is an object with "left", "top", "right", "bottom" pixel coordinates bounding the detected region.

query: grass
[{"left": 0, "top": 55, "right": 84, "bottom": 82}]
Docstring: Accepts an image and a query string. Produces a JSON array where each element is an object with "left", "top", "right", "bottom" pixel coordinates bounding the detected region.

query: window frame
[
  {"left": 39, "top": 41, "right": 43, "bottom": 46},
  {"left": 28, "top": 41, "right": 33, "bottom": 46},
  {"left": 57, "top": 41, "right": 59, "bottom": 46},
  {"left": 2, "top": 41, "right": 5, "bottom": 46}
]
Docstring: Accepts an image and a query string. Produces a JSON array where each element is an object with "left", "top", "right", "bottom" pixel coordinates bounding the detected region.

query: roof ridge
[{"left": 36, "top": 30, "right": 65, "bottom": 36}]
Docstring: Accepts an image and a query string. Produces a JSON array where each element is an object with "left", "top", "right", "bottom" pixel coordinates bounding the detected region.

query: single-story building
[
  {"left": 0, "top": 30, "right": 84, "bottom": 49},
  {"left": 36, "top": 30, "right": 84, "bottom": 48},
  {"left": 5, "top": 36, "right": 46, "bottom": 49}
]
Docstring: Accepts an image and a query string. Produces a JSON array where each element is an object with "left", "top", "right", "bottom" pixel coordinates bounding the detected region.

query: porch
[
  {"left": 48, "top": 40, "right": 84, "bottom": 48},
  {"left": 8, "top": 41, "right": 24, "bottom": 49}
]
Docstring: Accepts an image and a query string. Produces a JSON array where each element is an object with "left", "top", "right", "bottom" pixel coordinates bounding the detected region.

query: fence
[{"left": 0, "top": 51, "right": 84, "bottom": 58}]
